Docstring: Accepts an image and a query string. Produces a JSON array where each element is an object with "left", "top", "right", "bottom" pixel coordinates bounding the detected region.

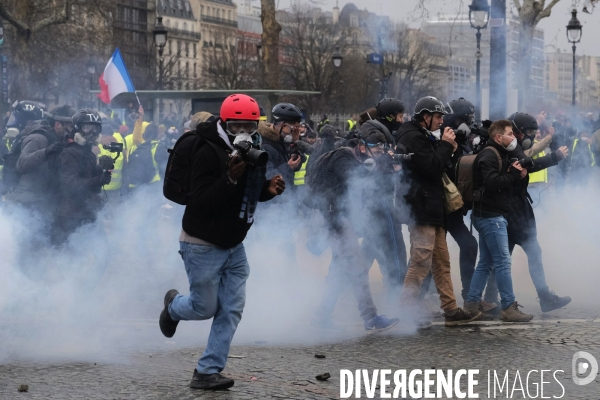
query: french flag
[{"left": 97, "top": 48, "right": 135, "bottom": 104}]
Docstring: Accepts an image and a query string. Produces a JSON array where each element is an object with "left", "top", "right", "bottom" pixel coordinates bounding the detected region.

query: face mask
[
  {"left": 233, "top": 133, "right": 253, "bottom": 145},
  {"left": 431, "top": 129, "right": 441, "bottom": 140},
  {"left": 505, "top": 137, "right": 517, "bottom": 152},
  {"left": 472, "top": 136, "right": 481, "bottom": 146},
  {"left": 363, "top": 158, "right": 376, "bottom": 171},
  {"left": 283, "top": 134, "right": 293, "bottom": 144},
  {"left": 521, "top": 137, "right": 533, "bottom": 150}
]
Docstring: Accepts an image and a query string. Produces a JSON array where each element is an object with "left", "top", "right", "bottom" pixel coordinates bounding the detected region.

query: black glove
[
  {"left": 98, "top": 170, "right": 112, "bottom": 186},
  {"left": 45, "top": 142, "right": 65, "bottom": 156}
]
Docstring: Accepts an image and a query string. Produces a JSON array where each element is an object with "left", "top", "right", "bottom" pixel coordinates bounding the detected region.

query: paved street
[{"left": 1, "top": 305, "right": 599, "bottom": 399}]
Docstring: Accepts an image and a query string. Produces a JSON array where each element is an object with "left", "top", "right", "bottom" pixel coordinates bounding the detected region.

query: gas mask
[
  {"left": 363, "top": 158, "right": 376, "bottom": 171},
  {"left": 520, "top": 129, "right": 537, "bottom": 150},
  {"left": 74, "top": 124, "right": 101, "bottom": 146}
]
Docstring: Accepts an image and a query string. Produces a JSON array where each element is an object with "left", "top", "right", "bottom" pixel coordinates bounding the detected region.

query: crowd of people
[{"left": 0, "top": 93, "right": 597, "bottom": 391}]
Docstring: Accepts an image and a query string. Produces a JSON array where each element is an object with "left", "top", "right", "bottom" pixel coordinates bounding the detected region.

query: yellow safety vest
[
  {"left": 347, "top": 119, "right": 356, "bottom": 131},
  {"left": 528, "top": 141, "right": 547, "bottom": 184},
  {"left": 128, "top": 140, "right": 161, "bottom": 188},
  {"left": 572, "top": 139, "right": 596, "bottom": 166},
  {"left": 98, "top": 132, "right": 125, "bottom": 191},
  {"left": 294, "top": 155, "right": 309, "bottom": 186}
]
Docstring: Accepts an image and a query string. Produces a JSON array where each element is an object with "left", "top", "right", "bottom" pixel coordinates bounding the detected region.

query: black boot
[
  {"left": 538, "top": 289, "right": 571, "bottom": 313},
  {"left": 190, "top": 369, "right": 235, "bottom": 390},
  {"left": 159, "top": 289, "right": 179, "bottom": 337}
]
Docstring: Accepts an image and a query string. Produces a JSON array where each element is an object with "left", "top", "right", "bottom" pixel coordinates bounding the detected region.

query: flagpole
[{"left": 134, "top": 91, "right": 141, "bottom": 107}]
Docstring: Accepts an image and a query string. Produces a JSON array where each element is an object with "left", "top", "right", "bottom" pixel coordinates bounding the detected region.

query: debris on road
[
  {"left": 229, "top": 355, "right": 246, "bottom": 359},
  {"left": 18, "top": 385, "right": 28, "bottom": 392},
  {"left": 315, "top": 373, "right": 331, "bottom": 381},
  {"left": 314, "top": 354, "right": 326, "bottom": 359}
]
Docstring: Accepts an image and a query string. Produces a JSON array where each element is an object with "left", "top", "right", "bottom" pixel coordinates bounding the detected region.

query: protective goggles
[
  {"left": 367, "top": 142, "right": 385, "bottom": 149},
  {"left": 226, "top": 120, "right": 258, "bottom": 135},
  {"left": 80, "top": 124, "right": 101, "bottom": 136},
  {"left": 523, "top": 129, "right": 537, "bottom": 137}
]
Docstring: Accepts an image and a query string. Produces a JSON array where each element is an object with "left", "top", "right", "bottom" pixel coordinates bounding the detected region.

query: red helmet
[{"left": 220, "top": 94, "right": 260, "bottom": 122}]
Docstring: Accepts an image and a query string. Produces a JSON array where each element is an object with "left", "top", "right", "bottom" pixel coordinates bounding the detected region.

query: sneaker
[
  {"left": 190, "top": 369, "right": 234, "bottom": 390},
  {"left": 500, "top": 301, "right": 533, "bottom": 322},
  {"left": 417, "top": 318, "right": 432, "bottom": 331},
  {"left": 364, "top": 315, "right": 399, "bottom": 334},
  {"left": 159, "top": 289, "right": 179, "bottom": 338},
  {"left": 444, "top": 307, "right": 482, "bottom": 326},
  {"left": 538, "top": 290, "right": 571, "bottom": 313}
]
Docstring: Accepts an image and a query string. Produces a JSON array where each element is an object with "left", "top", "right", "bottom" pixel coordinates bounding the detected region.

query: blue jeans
[
  {"left": 467, "top": 216, "right": 516, "bottom": 309},
  {"left": 169, "top": 241, "right": 250, "bottom": 375},
  {"left": 484, "top": 225, "right": 549, "bottom": 303}
]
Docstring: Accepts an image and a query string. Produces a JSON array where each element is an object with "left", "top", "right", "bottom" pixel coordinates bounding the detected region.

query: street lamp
[
  {"left": 469, "top": 0, "right": 490, "bottom": 124},
  {"left": 566, "top": 9, "right": 582, "bottom": 107},
  {"left": 332, "top": 46, "right": 343, "bottom": 68},
  {"left": 86, "top": 59, "right": 96, "bottom": 107},
  {"left": 153, "top": 16, "right": 168, "bottom": 119}
]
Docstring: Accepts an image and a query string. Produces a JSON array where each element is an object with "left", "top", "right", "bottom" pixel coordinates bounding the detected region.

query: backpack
[
  {"left": 1, "top": 126, "right": 56, "bottom": 195},
  {"left": 126, "top": 141, "right": 157, "bottom": 186},
  {"left": 163, "top": 126, "right": 226, "bottom": 205},
  {"left": 455, "top": 146, "right": 501, "bottom": 204},
  {"left": 305, "top": 147, "right": 353, "bottom": 208}
]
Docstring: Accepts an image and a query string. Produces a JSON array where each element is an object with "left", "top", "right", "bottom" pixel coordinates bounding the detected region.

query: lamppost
[
  {"left": 469, "top": 0, "right": 490, "bottom": 124},
  {"left": 566, "top": 9, "right": 582, "bottom": 108},
  {"left": 332, "top": 46, "right": 343, "bottom": 68},
  {"left": 86, "top": 59, "right": 96, "bottom": 108},
  {"left": 153, "top": 16, "right": 168, "bottom": 120}
]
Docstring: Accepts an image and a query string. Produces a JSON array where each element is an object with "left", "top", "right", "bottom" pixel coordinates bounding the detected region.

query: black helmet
[
  {"left": 508, "top": 112, "right": 538, "bottom": 135},
  {"left": 46, "top": 104, "right": 77, "bottom": 124},
  {"left": 447, "top": 98, "right": 475, "bottom": 121},
  {"left": 414, "top": 96, "right": 447, "bottom": 116},
  {"left": 6, "top": 100, "right": 46, "bottom": 131},
  {"left": 376, "top": 98, "right": 405, "bottom": 118},
  {"left": 271, "top": 103, "right": 302, "bottom": 124},
  {"left": 73, "top": 109, "right": 102, "bottom": 130}
]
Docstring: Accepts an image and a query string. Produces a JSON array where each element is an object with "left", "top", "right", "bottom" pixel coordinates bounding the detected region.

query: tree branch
[
  {"left": 0, "top": 1, "right": 31, "bottom": 35},
  {"left": 32, "top": 0, "right": 71, "bottom": 33},
  {"left": 512, "top": 0, "right": 522, "bottom": 12},
  {"left": 536, "top": 0, "right": 561, "bottom": 23}
]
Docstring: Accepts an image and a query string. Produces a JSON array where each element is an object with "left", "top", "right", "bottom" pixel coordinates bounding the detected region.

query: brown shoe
[
  {"left": 500, "top": 301, "right": 533, "bottom": 322},
  {"left": 464, "top": 301, "right": 480, "bottom": 316},
  {"left": 444, "top": 307, "right": 482, "bottom": 326},
  {"left": 481, "top": 300, "right": 499, "bottom": 313}
]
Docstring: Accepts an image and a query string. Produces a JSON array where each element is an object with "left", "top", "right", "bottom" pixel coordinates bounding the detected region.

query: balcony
[
  {"left": 169, "top": 28, "right": 201, "bottom": 40},
  {"left": 200, "top": 15, "right": 238, "bottom": 28}
]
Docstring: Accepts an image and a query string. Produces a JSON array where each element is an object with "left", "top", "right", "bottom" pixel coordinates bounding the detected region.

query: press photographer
[{"left": 158, "top": 94, "right": 285, "bottom": 391}]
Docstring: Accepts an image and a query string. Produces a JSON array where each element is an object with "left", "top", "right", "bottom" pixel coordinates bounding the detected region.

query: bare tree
[
  {"left": 202, "top": 30, "right": 259, "bottom": 89},
  {"left": 279, "top": 7, "right": 346, "bottom": 110},
  {"left": 386, "top": 28, "right": 446, "bottom": 108},
  {"left": 260, "top": 0, "right": 281, "bottom": 89}
]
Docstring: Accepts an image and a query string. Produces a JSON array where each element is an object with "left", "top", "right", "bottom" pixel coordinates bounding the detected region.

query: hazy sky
[{"left": 274, "top": 0, "right": 600, "bottom": 56}]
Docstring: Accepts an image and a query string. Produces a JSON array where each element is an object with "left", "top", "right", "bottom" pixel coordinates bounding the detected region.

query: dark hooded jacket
[
  {"left": 6, "top": 120, "right": 61, "bottom": 212},
  {"left": 395, "top": 120, "right": 454, "bottom": 227},
  {"left": 258, "top": 122, "right": 301, "bottom": 197},
  {"left": 473, "top": 139, "right": 522, "bottom": 218},
  {"left": 182, "top": 119, "right": 275, "bottom": 248},
  {"left": 56, "top": 142, "right": 105, "bottom": 220},
  {"left": 505, "top": 143, "right": 561, "bottom": 234}
]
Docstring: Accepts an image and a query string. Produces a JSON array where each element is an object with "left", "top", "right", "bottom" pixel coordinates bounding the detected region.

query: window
[
  {"left": 217, "top": 9, "right": 221, "bottom": 19},
  {"left": 168, "top": 40, "right": 172, "bottom": 54},
  {"left": 165, "top": 19, "right": 170, "bottom": 27},
  {"left": 185, "top": 43, "right": 189, "bottom": 57},
  {"left": 201, "top": 5, "right": 203, "bottom": 15},
  {"left": 174, "top": 21, "right": 179, "bottom": 30},
  {"left": 194, "top": 62, "right": 197, "bottom": 78},
  {"left": 228, "top": 10, "right": 231, "bottom": 20},
  {"left": 193, "top": 43, "right": 197, "bottom": 57},
  {"left": 186, "top": 62, "right": 189, "bottom": 77},
  {"left": 183, "top": 22, "right": 187, "bottom": 31},
  {"left": 350, "top": 15, "right": 358, "bottom": 27}
]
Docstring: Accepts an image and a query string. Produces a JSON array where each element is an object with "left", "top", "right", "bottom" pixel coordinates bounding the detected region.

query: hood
[
  {"left": 22, "top": 120, "right": 55, "bottom": 139},
  {"left": 257, "top": 121, "right": 280, "bottom": 142}
]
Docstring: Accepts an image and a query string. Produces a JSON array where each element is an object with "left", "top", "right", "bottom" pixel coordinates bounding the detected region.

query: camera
[
  {"left": 288, "top": 142, "right": 307, "bottom": 164},
  {"left": 98, "top": 155, "right": 115, "bottom": 172},
  {"left": 102, "top": 142, "right": 123, "bottom": 153},
  {"left": 102, "top": 142, "right": 123, "bottom": 162},
  {"left": 391, "top": 153, "right": 413, "bottom": 163},
  {"left": 230, "top": 140, "right": 268, "bottom": 167},
  {"left": 509, "top": 157, "right": 534, "bottom": 169}
]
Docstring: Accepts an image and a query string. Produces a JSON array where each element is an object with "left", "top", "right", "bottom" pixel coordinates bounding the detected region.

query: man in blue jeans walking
[
  {"left": 159, "top": 94, "right": 285, "bottom": 390},
  {"left": 464, "top": 119, "right": 534, "bottom": 322}
]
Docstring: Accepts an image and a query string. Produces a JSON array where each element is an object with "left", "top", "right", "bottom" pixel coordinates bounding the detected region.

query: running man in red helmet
[{"left": 158, "top": 94, "right": 285, "bottom": 390}]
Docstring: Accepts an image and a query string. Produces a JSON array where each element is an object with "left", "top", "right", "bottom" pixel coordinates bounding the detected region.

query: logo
[
  {"left": 23, "top": 104, "right": 36, "bottom": 111},
  {"left": 87, "top": 113, "right": 100, "bottom": 122},
  {"left": 572, "top": 351, "right": 598, "bottom": 386}
]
